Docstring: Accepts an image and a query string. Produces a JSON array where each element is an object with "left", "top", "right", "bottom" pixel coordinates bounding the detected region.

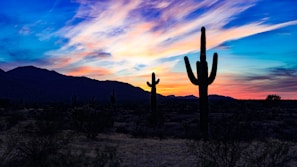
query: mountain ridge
[
  {"left": 0, "top": 66, "right": 235, "bottom": 103},
  {"left": 6, "top": 65, "right": 65, "bottom": 81},
  {"left": 0, "top": 66, "right": 153, "bottom": 103}
]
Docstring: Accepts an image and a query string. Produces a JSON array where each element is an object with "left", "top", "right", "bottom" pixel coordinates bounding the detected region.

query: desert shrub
[
  {"left": 31, "top": 109, "right": 66, "bottom": 136},
  {"left": 182, "top": 120, "right": 191, "bottom": 138},
  {"left": 189, "top": 139, "right": 297, "bottom": 167},
  {"left": 266, "top": 94, "right": 281, "bottom": 108},
  {"left": 131, "top": 123, "right": 166, "bottom": 139},
  {"left": 5, "top": 111, "right": 25, "bottom": 129},
  {"left": 131, "top": 124, "right": 152, "bottom": 138},
  {"left": 10, "top": 135, "right": 69, "bottom": 167},
  {"left": 189, "top": 140, "right": 247, "bottom": 167},
  {"left": 1, "top": 133, "right": 121, "bottom": 167},
  {"left": 242, "top": 139, "right": 297, "bottom": 167},
  {"left": 34, "top": 119, "right": 61, "bottom": 136},
  {"left": 209, "top": 112, "right": 258, "bottom": 141},
  {"left": 92, "top": 145, "right": 122, "bottom": 167},
  {"left": 115, "top": 126, "right": 129, "bottom": 134},
  {"left": 48, "top": 145, "right": 122, "bottom": 167},
  {"left": 0, "top": 134, "right": 19, "bottom": 166},
  {"left": 266, "top": 94, "right": 281, "bottom": 101},
  {"left": 71, "top": 106, "right": 114, "bottom": 139}
]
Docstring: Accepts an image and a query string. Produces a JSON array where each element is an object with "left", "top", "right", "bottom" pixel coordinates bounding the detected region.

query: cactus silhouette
[
  {"left": 110, "top": 88, "right": 116, "bottom": 113},
  {"left": 184, "top": 27, "right": 218, "bottom": 138},
  {"left": 110, "top": 89, "right": 116, "bottom": 106},
  {"left": 147, "top": 72, "right": 160, "bottom": 122}
]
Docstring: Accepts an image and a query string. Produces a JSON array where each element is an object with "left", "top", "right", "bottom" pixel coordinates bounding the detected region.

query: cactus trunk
[
  {"left": 151, "top": 86, "right": 157, "bottom": 113},
  {"left": 199, "top": 83, "right": 208, "bottom": 137},
  {"left": 184, "top": 27, "right": 218, "bottom": 139}
]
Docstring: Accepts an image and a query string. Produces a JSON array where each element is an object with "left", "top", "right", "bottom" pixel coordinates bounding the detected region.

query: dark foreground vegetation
[{"left": 0, "top": 99, "right": 297, "bottom": 166}]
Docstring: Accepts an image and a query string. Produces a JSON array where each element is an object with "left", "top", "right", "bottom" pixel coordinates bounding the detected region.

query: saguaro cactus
[
  {"left": 147, "top": 72, "right": 160, "bottom": 120},
  {"left": 184, "top": 27, "right": 218, "bottom": 138},
  {"left": 110, "top": 89, "right": 116, "bottom": 107},
  {"left": 110, "top": 88, "right": 116, "bottom": 112}
]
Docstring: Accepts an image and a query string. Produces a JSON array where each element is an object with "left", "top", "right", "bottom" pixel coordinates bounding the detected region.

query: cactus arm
[
  {"left": 147, "top": 81, "right": 152, "bottom": 87},
  {"left": 155, "top": 78, "right": 160, "bottom": 84},
  {"left": 208, "top": 53, "right": 218, "bottom": 85},
  {"left": 184, "top": 56, "right": 199, "bottom": 85}
]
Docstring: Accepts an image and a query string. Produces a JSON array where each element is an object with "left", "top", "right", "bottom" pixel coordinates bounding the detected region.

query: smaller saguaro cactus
[
  {"left": 147, "top": 72, "right": 160, "bottom": 121},
  {"left": 110, "top": 89, "right": 116, "bottom": 106},
  {"left": 110, "top": 89, "right": 116, "bottom": 113},
  {"left": 72, "top": 95, "right": 77, "bottom": 107}
]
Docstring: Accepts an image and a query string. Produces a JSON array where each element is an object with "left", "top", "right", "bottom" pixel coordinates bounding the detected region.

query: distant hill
[
  {"left": 0, "top": 66, "right": 235, "bottom": 104},
  {"left": 168, "top": 95, "right": 198, "bottom": 100},
  {"left": 208, "top": 94, "right": 236, "bottom": 101},
  {"left": 0, "top": 66, "right": 154, "bottom": 104},
  {"left": 168, "top": 94, "right": 235, "bottom": 101},
  {"left": 7, "top": 66, "right": 64, "bottom": 81}
]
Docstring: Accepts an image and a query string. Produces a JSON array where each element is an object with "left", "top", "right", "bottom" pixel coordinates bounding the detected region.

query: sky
[{"left": 0, "top": 0, "right": 297, "bottom": 99}]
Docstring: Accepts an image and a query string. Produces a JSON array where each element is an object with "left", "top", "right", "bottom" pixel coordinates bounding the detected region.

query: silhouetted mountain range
[
  {"left": 0, "top": 66, "right": 234, "bottom": 104},
  {"left": 0, "top": 66, "right": 153, "bottom": 103},
  {"left": 167, "top": 94, "right": 235, "bottom": 101}
]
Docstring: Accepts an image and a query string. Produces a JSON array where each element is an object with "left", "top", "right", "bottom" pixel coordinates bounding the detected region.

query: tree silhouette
[
  {"left": 266, "top": 94, "right": 281, "bottom": 101},
  {"left": 184, "top": 27, "right": 218, "bottom": 139},
  {"left": 266, "top": 94, "right": 281, "bottom": 107}
]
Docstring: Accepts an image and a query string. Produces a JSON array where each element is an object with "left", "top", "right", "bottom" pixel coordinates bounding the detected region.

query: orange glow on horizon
[{"left": 65, "top": 66, "right": 111, "bottom": 77}]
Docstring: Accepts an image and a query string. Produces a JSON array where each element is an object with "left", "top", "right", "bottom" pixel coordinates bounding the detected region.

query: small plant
[
  {"left": 189, "top": 139, "right": 297, "bottom": 167},
  {"left": 184, "top": 27, "right": 218, "bottom": 138},
  {"left": 14, "top": 136, "right": 66, "bottom": 167},
  {"left": 93, "top": 145, "right": 122, "bottom": 167},
  {"left": 0, "top": 134, "right": 19, "bottom": 166},
  {"left": 242, "top": 139, "right": 297, "bottom": 167},
  {"left": 71, "top": 106, "right": 113, "bottom": 139},
  {"left": 188, "top": 140, "right": 246, "bottom": 167}
]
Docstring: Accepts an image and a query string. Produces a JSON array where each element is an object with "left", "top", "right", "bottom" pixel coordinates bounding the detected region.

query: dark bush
[{"left": 71, "top": 106, "right": 114, "bottom": 139}]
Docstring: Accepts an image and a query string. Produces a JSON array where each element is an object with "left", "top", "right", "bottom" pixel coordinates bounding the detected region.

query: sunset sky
[{"left": 0, "top": 0, "right": 297, "bottom": 99}]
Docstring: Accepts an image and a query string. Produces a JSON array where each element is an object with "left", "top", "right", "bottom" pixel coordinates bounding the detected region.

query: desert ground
[{"left": 1, "top": 99, "right": 297, "bottom": 166}]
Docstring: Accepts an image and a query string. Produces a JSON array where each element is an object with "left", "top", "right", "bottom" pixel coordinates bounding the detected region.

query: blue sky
[{"left": 0, "top": 0, "right": 297, "bottom": 99}]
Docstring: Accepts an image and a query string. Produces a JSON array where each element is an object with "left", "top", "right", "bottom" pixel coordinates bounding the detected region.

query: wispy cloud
[
  {"left": 209, "top": 65, "right": 297, "bottom": 99},
  {"left": 63, "top": 65, "right": 111, "bottom": 77},
  {"left": 49, "top": 0, "right": 297, "bottom": 73},
  {"left": 241, "top": 66, "right": 297, "bottom": 92}
]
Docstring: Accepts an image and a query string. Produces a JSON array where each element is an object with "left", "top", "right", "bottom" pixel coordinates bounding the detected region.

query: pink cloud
[
  {"left": 44, "top": 0, "right": 297, "bottom": 99},
  {"left": 64, "top": 66, "right": 111, "bottom": 77}
]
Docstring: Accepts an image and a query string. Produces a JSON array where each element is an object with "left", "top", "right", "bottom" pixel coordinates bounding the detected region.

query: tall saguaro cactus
[
  {"left": 147, "top": 72, "right": 160, "bottom": 120},
  {"left": 184, "top": 27, "right": 218, "bottom": 138}
]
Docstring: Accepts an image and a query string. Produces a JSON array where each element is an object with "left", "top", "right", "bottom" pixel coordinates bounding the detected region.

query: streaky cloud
[{"left": 240, "top": 66, "right": 297, "bottom": 92}]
